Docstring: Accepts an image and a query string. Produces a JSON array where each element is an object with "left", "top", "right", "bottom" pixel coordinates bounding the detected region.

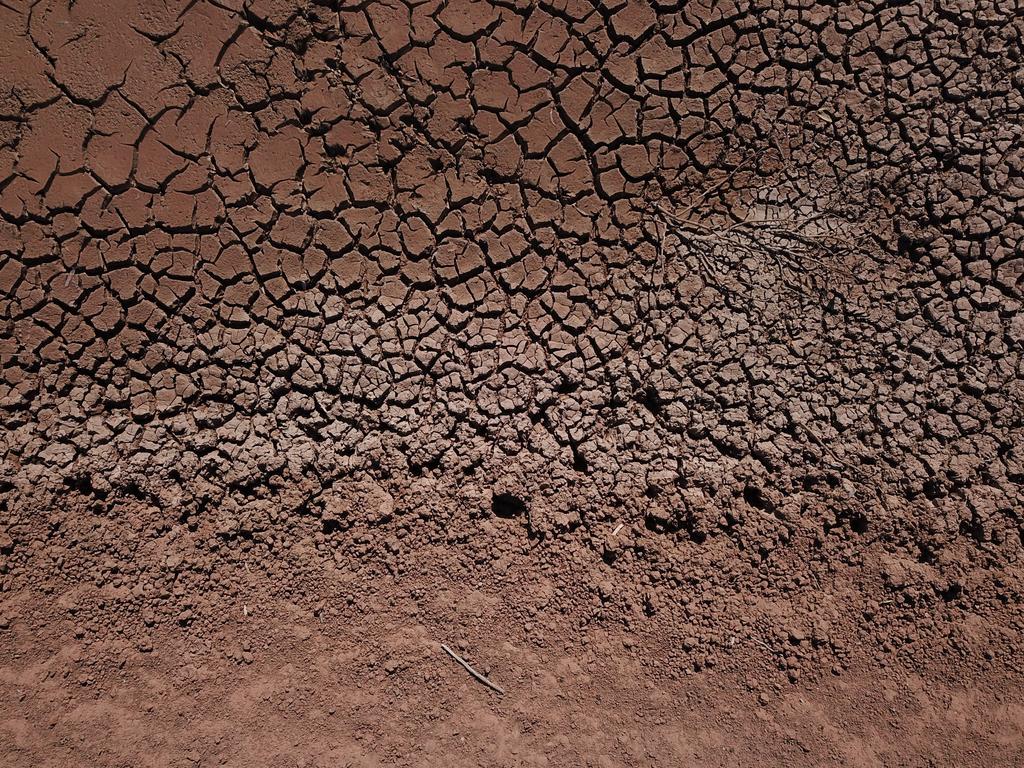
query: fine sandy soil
[{"left": 1, "top": 0, "right": 1023, "bottom": 766}]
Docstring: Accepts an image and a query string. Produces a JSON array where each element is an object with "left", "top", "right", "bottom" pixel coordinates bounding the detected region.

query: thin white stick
[{"left": 440, "top": 643, "right": 505, "bottom": 695}]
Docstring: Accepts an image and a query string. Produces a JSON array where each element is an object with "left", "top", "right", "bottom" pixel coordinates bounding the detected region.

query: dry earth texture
[{"left": 1, "top": 0, "right": 1023, "bottom": 766}]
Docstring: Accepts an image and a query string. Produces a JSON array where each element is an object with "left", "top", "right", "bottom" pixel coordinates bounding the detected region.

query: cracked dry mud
[{"left": 1, "top": 0, "right": 1023, "bottom": 765}]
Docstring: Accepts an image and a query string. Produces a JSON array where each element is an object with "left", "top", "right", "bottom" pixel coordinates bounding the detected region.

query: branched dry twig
[{"left": 650, "top": 195, "right": 871, "bottom": 297}]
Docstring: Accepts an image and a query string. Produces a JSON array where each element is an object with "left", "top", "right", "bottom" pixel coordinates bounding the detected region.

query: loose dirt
[{"left": 1, "top": 1, "right": 1023, "bottom": 766}]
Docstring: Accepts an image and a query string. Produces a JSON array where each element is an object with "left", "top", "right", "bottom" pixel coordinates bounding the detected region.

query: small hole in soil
[
  {"left": 65, "top": 473, "right": 94, "bottom": 495},
  {"left": 573, "top": 450, "right": 589, "bottom": 473},
  {"left": 555, "top": 378, "right": 578, "bottom": 394},
  {"left": 940, "top": 582, "right": 962, "bottom": 602},
  {"left": 849, "top": 513, "right": 868, "bottom": 534},
  {"left": 644, "top": 515, "right": 666, "bottom": 533},
  {"left": 960, "top": 517, "right": 985, "bottom": 544},
  {"left": 743, "top": 484, "right": 769, "bottom": 510},
  {"left": 322, "top": 519, "right": 343, "bottom": 535},
  {"left": 409, "top": 456, "right": 441, "bottom": 477},
  {"left": 639, "top": 384, "right": 662, "bottom": 414},
  {"left": 492, "top": 492, "right": 526, "bottom": 519}
]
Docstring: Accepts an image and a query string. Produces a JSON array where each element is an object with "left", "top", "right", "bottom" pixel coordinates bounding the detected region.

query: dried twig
[
  {"left": 440, "top": 643, "right": 505, "bottom": 695},
  {"left": 651, "top": 196, "right": 868, "bottom": 298},
  {"left": 675, "top": 156, "right": 754, "bottom": 220}
]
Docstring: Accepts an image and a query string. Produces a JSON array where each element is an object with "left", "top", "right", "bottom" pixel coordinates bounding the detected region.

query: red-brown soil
[{"left": 1, "top": 0, "right": 1023, "bottom": 765}]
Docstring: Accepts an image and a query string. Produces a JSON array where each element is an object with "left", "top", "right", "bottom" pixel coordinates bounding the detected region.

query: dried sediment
[{"left": 0, "top": 3, "right": 1022, "bottom": 756}]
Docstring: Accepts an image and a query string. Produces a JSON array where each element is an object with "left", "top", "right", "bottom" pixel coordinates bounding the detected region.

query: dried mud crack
[{"left": 1, "top": 0, "right": 1023, "bottom": 765}]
